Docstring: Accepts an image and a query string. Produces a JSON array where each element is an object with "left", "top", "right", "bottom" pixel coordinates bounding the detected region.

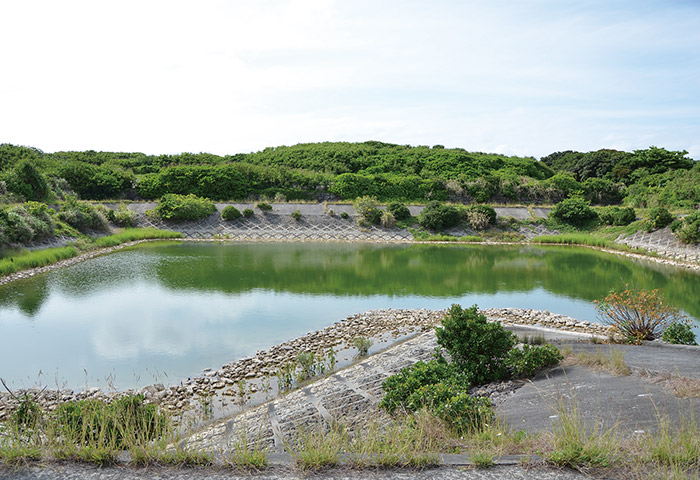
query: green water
[{"left": 1, "top": 242, "right": 697, "bottom": 390}]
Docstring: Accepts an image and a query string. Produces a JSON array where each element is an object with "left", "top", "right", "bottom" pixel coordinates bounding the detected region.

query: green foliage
[
  {"left": 353, "top": 196, "right": 382, "bottom": 225},
  {"left": 426, "top": 386, "right": 494, "bottom": 435},
  {"left": 339, "top": 211, "right": 350, "bottom": 219},
  {"left": 549, "top": 197, "right": 598, "bottom": 226},
  {"left": 464, "top": 204, "right": 496, "bottom": 230},
  {"left": 221, "top": 205, "right": 241, "bottom": 220},
  {"left": 0, "top": 202, "right": 55, "bottom": 245},
  {"left": 57, "top": 161, "right": 133, "bottom": 200},
  {"left": 379, "top": 359, "right": 472, "bottom": 414},
  {"left": 291, "top": 209, "right": 302, "bottom": 221},
  {"left": 661, "top": 322, "right": 697, "bottom": 345},
  {"left": 435, "top": 304, "right": 516, "bottom": 385},
  {"left": 54, "top": 394, "right": 168, "bottom": 448},
  {"left": 11, "top": 394, "right": 42, "bottom": 431},
  {"left": 387, "top": 201, "right": 411, "bottom": 221},
  {"left": 243, "top": 208, "right": 254, "bottom": 218},
  {"left": 419, "top": 201, "right": 461, "bottom": 231},
  {"left": 673, "top": 211, "right": 700, "bottom": 244},
  {"left": 57, "top": 196, "right": 109, "bottom": 232},
  {"left": 155, "top": 193, "right": 216, "bottom": 221},
  {"left": 91, "top": 228, "right": 182, "bottom": 248},
  {"left": 505, "top": 344, "right": 563, "bottom": 377},
  {"left": 256, "top": 202, "right": 272, "bottom": 212},
  {"left": 0, "top": 246, "right": 78, "bottom": 276},
  {"left": 5, "top": 160, "right": 50, "bottom": 201},
  {"left": 643, "top": 206, "right": 673, "bottom": 232},
  {"left": 582, "top": 178, "right": 623, "bottom": 205},
  {"left": 595, "top": 286, "right": 687, "bottom": 341},
  {"left": 598, "top": 206, "right": 636, "bottom": 226},
  {"left": 105, "top": 204, "right": 136, "bottom": 227}
]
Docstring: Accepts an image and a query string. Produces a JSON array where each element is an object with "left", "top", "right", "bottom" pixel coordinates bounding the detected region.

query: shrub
[
  {"left": 419, "top": 201, "right": 461, "bottom": 231},
  {"left": 387, "top": 201, "right": 411, "bottom": 221},
  {"left": 379, "top": 359, "right": 471, "bottom": 414},
  {"left": 221, "top": 205, "right": 241, "bottom": 220},
  {"left": 595, "top": 286, "right": 687, "bottom": 341},
  {"left": 5, "top": 160, "right": 50, "bottom": 201},
  {"left": 466, "top": 204, "right": 497, "bottom": 225},
  {"left": 339, "top": 211, "right": 349, "bottom": 219},
  {"left": 58, "top": 196, "right": 109, "bottom": 232},
  {"left": 291, "top": 209, "right": 302, "bottom": 221},
  {"left": 464, "top": 210, "right": 490, "bottom": 230},
  {"left": 0, "top": 202, "right": 55, "bottom": 245},
  {"left": 674, "top": 211, "right": 700, "bottom": 244},
  {"left": 643, "top": 206, "right": 674, "bottom": 232},
  {"left": 105, "top": 204, "right": 135, "bottom": 227},
  {"left": 598, "top": 206, "right": 636, "bottom": 226},
  {"left": 243, "top": 208, "right": 254, "bottom": 218},
  {"left": 549, "top": 197, "right": 598, "bottom": 226},
  {"left": 435, "top": 304, "right": 516, "bottom": 385},
  {"left": 155, "top": 193, "right": 216, "bottom": 221},
  {"left": 380, "top": 210, "right": 395, "bottom": 228},
  {"left": 661, "top": 322, "right": 697, "bottom": 345},
  {"left": 505, "top": 344, "right": 563, "bottom": 377},
  {"left": 353, "top": 196, "right": 382, "bottom": 225},
  {"left": 256, "top": 202, "right": 273, "bottom": 212}
]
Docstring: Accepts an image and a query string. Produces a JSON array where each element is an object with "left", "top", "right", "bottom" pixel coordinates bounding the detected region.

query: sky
[{"left": 1, "top": 0, "right": 699, "bottom": 159}]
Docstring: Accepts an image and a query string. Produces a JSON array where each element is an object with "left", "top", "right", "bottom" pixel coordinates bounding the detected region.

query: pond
[{"left": 1, "top": 241, "right": 698, "bottom": 390}]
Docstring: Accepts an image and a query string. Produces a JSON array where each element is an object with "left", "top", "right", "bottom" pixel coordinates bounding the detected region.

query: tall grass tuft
[
  {"left": 545, "top": 394, "right": 623, "bottom": 469},
  {"left": 287, "top": 423, "right": 346, "bottom": 471}
]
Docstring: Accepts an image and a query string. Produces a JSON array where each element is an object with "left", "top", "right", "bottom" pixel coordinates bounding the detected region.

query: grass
[
  {"left": 411, "top": 230, "right": 482, "bottom": 242},
  {"left": 563, "top": 347, "right": 632, "bottom": 376},
  {"left": 531, "top": 233, "right": 615, "bottom": 248},
  {"left": 347, "top": 414, "right": 441, "bottom": 468},
  {"left": 544, "top": 396, "right": 623, "bottom": 469},
  {"left": 470, "top": 451, "right": 494, "bottom": 468},
  {"left": 0, "top": 228, "right": 182, "bottom": 277},
  {"left": 91, "top": 228, "right": 182, "bottom": 248},
  {"left": 287, "top": 423, "right": 345, "bottom": 471},
  {"left": 224, "top": 427, "right": 268, "bottom": 471},
  {"left": 0, "top": 246, "right": 79, "bottom": 276}
]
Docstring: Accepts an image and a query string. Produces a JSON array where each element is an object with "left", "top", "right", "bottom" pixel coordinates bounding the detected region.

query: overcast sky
[{"left": 2, "top": 0, "right": 699, "bottom": 159}]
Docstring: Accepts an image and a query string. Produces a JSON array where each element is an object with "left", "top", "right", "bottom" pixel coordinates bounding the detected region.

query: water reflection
[{"left": 0, "top": 242, "right": 697, "bottom": 389}]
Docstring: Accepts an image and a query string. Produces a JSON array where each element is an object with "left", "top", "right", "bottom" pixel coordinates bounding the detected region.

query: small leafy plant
[
  {"left": 256, "top": 202, "right": 273, "bottom": 212},
  {"left": 291, "top": 209, "right": 302, "bottom": 221},
  {"left": 242, "top": 208, "right": 254, "bottom": 218},
  {"left": 506, "top": 344, "right": 563, "bottom": 377},
  {"left": 661, "top": 321, "right": 697, "bottom": 345}
]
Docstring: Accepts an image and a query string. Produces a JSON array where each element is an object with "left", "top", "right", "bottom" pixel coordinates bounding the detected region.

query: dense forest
[{"left": 0, "top": 141, "right": 697, "bottom": 208}]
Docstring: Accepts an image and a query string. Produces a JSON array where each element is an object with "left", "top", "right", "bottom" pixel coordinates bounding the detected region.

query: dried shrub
[{"left": 594, "top": 286, "right": 687, "bottom": 342}]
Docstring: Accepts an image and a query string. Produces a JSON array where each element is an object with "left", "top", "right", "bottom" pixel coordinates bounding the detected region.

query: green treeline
[{"left": 1, "top": 141, "right": 697, "bottom": 208}]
